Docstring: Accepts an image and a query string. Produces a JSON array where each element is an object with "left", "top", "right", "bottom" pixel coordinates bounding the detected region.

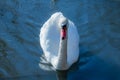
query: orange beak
[{"left": 61, "top": 25, "right": 67, "bottom": 40}]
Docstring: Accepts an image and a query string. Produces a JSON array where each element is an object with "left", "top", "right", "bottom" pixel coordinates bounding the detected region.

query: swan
[{"left": 40, "top": 12, "right": 79, "bottom": 70}]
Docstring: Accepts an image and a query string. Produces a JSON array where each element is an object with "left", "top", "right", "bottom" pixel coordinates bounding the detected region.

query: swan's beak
[{"left": 61, "top": 25, "right": 67, "bottom": 40}]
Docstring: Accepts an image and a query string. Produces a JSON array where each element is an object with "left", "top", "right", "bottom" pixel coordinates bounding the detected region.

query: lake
[{"left": 0, "top": 0, "right": 120, "bottom": 80}]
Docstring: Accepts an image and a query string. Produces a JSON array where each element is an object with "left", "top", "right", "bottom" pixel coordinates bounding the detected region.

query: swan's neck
[{"left": 56, "top": 28, "right": 68, "bottom": 70}]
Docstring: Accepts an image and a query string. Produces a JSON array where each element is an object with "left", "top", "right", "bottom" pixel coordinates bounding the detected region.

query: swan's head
[
  {"left": 59, "top": 16, "right": 68, "bottom": 29},
  {"left": 58, "top": 16, "right": 68, "bottom": 40},
  {"left": 52, "top": 12, "right": 68, "bottom": 40}
]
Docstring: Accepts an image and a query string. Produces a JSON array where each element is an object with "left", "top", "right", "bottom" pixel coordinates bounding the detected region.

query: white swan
[{"left": 40, "top": 12, "right": 79, "bottom": 70}]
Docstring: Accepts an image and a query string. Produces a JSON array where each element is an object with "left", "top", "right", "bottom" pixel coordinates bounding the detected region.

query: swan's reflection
[{"left": 56, "top": 70, "right": 68, "bottom": 80}]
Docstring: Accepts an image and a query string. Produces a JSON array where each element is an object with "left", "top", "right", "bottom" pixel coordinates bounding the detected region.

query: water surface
[{"left": 0, "top": 0, "right": 120, "bottom": 80}]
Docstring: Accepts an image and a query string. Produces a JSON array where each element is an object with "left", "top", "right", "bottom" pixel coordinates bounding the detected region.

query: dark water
[{"left": 0, "top": 0, "right": 120, "bottom": 80}]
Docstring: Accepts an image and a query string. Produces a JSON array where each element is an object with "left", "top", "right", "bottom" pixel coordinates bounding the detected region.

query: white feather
[{"left": 40, "top": 12, "right": 79, "bottom": 69}]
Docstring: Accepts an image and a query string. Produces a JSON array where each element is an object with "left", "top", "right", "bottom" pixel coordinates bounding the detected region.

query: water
[{"left": 0, "top": 0, "right": 120, "bottom": 80}]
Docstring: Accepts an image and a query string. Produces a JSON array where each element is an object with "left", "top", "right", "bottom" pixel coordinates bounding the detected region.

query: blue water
[{"left": 0, "top": 0, "right": 120, "bottom": 80}]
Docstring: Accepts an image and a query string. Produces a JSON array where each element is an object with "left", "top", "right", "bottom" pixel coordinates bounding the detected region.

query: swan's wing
[
  {"left": 67, "top": 20, "right": 79, "bottom": 65},
  {"left": 40, "top": 16, "right": 60, "bottom": 62}
]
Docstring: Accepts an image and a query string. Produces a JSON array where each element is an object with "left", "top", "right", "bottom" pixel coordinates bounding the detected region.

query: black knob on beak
[{"left": 62, "top": 24, "right": 67, "bottom": 29}]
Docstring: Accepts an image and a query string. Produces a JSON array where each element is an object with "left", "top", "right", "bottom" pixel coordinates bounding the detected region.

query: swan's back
[{"left": 40, "top": 12, "right": 79, "bottom": 67}]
